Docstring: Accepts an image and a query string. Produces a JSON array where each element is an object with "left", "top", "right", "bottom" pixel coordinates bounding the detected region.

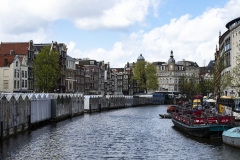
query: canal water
[{"left": 0, "top": 105, "right": 239, "bottom": 160}]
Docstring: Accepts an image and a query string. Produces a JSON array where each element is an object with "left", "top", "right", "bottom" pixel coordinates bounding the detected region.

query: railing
[{"left": 172, "top": 113, "right": 235, "bottom": 126}]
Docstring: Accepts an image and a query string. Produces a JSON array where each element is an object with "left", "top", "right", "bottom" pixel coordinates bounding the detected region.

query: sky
[{"left": 1, "top": 0, "right": 240, "bottom": 68}]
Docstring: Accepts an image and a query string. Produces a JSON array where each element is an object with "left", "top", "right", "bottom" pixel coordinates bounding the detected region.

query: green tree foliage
[
  {"left": 132, "top": 61, "right": 159, "bottom": 93},
  {"left": 33, "top": 46, "right": 60, "bottom": 92},
  {"left": 179, "top": 75, "right": 188, "bottom": 96},
  {"left": 179, "top": 73, "right": 200, "bottom": 99},
  {"left": 199, "top": 78, "right": 214, "bottom": 96},
  {"left": 145, "top": 63, "right": 159, "bottom": 91},
  {"left": 214, "top": 53, "right": 232, "bottom": 96},
  {"left": 231, "top": 45, "right": 240, "bottom": 93}
]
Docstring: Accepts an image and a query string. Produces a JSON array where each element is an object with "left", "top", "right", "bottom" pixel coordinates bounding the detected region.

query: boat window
[{"left": 234, "top": 99, "right": 240, "bottom": 112}]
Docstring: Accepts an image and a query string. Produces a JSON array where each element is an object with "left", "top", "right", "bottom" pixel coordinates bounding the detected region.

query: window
[
  {"left": 3, "top": 80, "right": 9, "bottom": 89},
  {"left": 117, "top": 81, "right": 122, "bottom": 85},
  {"left": 68, "top": 81, "right": 72, "bottom": 90},
  {"left": 77, "top": 86, "right": 83, "bottom": 92},
  {"left": 81, "top": 70, "right": 85, "bottom": 76},
  {"left": 81, "top": 78, "right": 84, "bottom": 84},
  {"left": 17, "top": 81, "right": 19, "bottom": 89},
  {"left": 14, "top": 80, "right": 16, "bottom": 89},
  {"left": 90, "top": 83, "right": 95, "bottom": 89},
  {"left": 22, "top": 80, "right": 24, "bottom": 88},
  {"left": 25, "top": 80, "right": 27, "bottom": 88},
  {"left": 14, "top": 69, "right": 17, "bottom": 78},
  {"left": 29, "top": 70, "right": 32, "bottom": 78},
  {"left": 117, "top": 75, "right": 122, "bottom": 79},
  {"left": 16, "top": 61, "right": 18, "bottom": 67},
  {"left": 22, "top": 71, "right": 24, "bottom": 78},
  {"left": 25, "top": 71, "right": 27, "bottom": 78},
  {"left": 90, "top": 61, "right": 94, "bottom": 65}
]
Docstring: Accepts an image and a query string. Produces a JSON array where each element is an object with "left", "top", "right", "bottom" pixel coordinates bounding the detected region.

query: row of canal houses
[
  {"left": 0, "top": 40, "right": 141, "bottom": 95},
  {"left": 0, "top": 93, "right": 160, "bottom": 139}
]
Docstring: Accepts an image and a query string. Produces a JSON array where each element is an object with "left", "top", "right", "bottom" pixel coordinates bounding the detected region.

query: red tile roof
[
  {"left": 0, "top": 55, "right": 15, "bottom": 67},
  {"left": 0, "top": 42, "right": 29, "bottom": 55}
]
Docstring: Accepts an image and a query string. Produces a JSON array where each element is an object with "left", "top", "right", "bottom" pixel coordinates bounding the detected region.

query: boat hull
[
  {"left": 172, "top": 118, "right": 233, "bottom": 138},
  {"left": 222, "top": 127, "right": 240, "bottom": 148},
  {"left": 159, "top": 114, "right": 171, "bottom": 119}
]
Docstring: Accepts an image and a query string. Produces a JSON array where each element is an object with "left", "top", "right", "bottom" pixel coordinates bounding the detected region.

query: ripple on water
[{"left": 1, "top": 105, "right": 240, "bottom": 160}]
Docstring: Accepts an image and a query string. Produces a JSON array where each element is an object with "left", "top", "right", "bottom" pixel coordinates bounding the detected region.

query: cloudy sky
[{"left": 1, "top": 0, "right": 240, "bottom": 67}]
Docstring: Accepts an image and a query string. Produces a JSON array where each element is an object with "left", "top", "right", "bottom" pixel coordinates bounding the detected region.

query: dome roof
[
  {"left": 137, "top": 54, "right": 145, "bottom": 62},
  {"left": 168, "top": 50, "right": 175, "bottom": 63}
]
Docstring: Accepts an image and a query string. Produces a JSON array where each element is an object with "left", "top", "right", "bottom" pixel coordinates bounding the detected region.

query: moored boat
[
  {"left": 171, "top": 111, "right": 235, "bottom": 138},
  {"left": 167, "top": 105, "right": 178, "bottom": 114},
  {"left": 222, "top": 127, "right": 240, "bottom": 148},
  {"left": 159, "top": 113, "right": 171, "bottom": 119}
]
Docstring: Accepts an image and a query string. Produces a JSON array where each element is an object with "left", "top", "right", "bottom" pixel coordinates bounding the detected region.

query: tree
[
  {"left": 231, "top": 45, "right": 240, "bottom": 95},
  {"left": 145, "top": 63, "right": 159, "bottom": 91},
  {"left": 214, "top": 53, "right": 232, "bottom": 97},
  {"left": 179, "top": 73, "right": 200, "bottom": 99},
  {"left": 179, "top": 76, "right": 191, "bottom": 99},
  {"left": 132, "top": 61, "right": 159, "bottom": 93},
  {"left": 199, "top": 78, "right": 214, "bottom": 97},
  {"left": 33, "top": 46, "right": 61, "bottom": 93}
]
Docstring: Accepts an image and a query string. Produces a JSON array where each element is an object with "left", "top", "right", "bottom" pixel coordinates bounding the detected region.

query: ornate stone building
[
  {"left": 157, "top": 50, "right": 200, "bottom": 94},
  {"left": 216, "top": 17, "right": 240, "bottom": 96}
]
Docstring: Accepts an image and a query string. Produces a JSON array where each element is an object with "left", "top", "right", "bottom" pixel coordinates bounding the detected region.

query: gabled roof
[
  {"left": 0, "top": 55, "right": 15, "bottom": 67},
  {"left": 153, "top": 61, "right": 165, "bottom": 65},
  {"left": 176, "top": 60, "right": 199, "bottom": 67},
  {"left": 0, "top": 54, "right": 23, "bottom": 67},
  {"left": 110, "top": 68, "right": 124, "bottom": 73},
  {"left": 78, "top": 59, "right": 98, "bottom": 65},
  {"left": 32, "top": 43, "right": 51, "bottom": 51},
  {"left": 207, "top": 60, "right": 215, "bottom": 68},
  {"left": 0, "top": 42, "right": 29, "bottom": 55}
]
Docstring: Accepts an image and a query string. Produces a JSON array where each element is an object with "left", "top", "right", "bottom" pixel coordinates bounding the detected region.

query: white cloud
[
  {"left": 0, "top": 28, "right": 49, "bottom": 43},
  {"left": 67, "top": 0, "right": 240, "bottom": 68},
  {"left": 74, "top": 0, "right": 158, "bottom": 30},
  {"left": 66, "top": 41, "right": 76, "bottom": 53},
  {"left": 0, "top": 0, "right": 157, "bottom": 34},
  {"left": 68, "top": 41, "right": 133, "bottom": 67},
  {"left": 1, "top": 0, "right": 240, "bottom": 69}
]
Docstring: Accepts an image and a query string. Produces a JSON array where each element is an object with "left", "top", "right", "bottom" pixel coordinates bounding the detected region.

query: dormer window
[{"left": 16, "top": 61, "right": 18, "bottom": 67}]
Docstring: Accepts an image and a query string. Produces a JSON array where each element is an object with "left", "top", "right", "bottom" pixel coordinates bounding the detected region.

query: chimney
[
  {"left": 4, "top": 58, "right": 8, "bottom": 66},
  {"left": 10, "top": 50, "right": 14, "bottom": 55}
]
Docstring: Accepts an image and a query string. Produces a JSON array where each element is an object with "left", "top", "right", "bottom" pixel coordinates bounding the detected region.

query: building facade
[
  {"left": 217, "top": 17, "right": 240, "bottom": 96},
  {"left": 33, "top": 41, "right": 67, "bottom": 93},
  {"left": 75, "top": 63, "right": 88, "bottom": 94},
  {"left": 0, "top": 41, "right": 34, "bottom": 93},
  {"left": 77, "top": 59, "right": 100, "bottom": 95},
  {"left": 156, "top": 50, "right": 200, "bottom": 94},
  {"left": 66, "top": 55, "right": 76, "bottom": 93}
]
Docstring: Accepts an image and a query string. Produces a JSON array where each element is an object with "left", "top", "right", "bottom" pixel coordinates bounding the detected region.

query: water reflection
[{"left": 0, "top": 105, "right": 240, "bottom": 160}]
